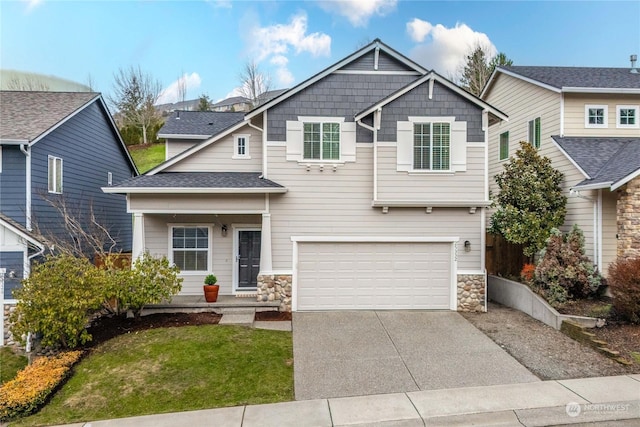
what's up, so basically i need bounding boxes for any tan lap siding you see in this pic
[129,193,266,213]
[564,94,640,137]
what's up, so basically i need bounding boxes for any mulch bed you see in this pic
[254,311,292,321]
[592,322,640,364]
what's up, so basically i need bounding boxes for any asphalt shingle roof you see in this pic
[158,111,245,137]
[113,172,284,189]
[552,136,640,188]
[0,91,99,141]
[502,66,640,89]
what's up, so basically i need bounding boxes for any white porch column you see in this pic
[260,213,273,273]
[132,213,145,261]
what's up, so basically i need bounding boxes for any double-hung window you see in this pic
[233,134,250,159]
[617,105,638,128]
[585,105,608,128]
[528,117,541,149]
[171,226,209,272]
[303,122,340,160]
[413,122,450,170]
[48,156,63,193]
[499,131,509,161]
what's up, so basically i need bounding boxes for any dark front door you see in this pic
[238,230,261,289]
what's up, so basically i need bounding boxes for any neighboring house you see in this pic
[0,91,138,345]
[158,111,244,160]
[104,39,507,312]
[211,96,252,112]
[155,99,201,116]
[481,63,640,275]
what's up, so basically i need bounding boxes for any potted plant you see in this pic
[203,274,219,303]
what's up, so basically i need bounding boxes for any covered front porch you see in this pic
[143,294,280,315]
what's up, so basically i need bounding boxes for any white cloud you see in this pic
[22,0,42,13]
[318,0,397,27]
[270,55,295,86]
[157,72,202,105]
[407,19,497,80]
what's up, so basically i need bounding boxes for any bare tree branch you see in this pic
[237,60,272,108]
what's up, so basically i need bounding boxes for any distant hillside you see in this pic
[0,69,91,92]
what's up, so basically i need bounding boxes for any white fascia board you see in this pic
[371,200,491,208]
[246,40,428,120]
[550,137,590,179]
[0,139,29,145]
[102,186,287,194]
[28,94,102,147]
[146,119,250,175]
[0,218,44,249]
[612,167,640,190]
[562,87,640,94]
[479,68,501,98]
[572,182,612,191]
[291,235,459,243]
[158,134,211,140]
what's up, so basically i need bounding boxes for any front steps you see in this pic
[218,308,256,327]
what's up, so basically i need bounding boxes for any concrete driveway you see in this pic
[292,311,539,400]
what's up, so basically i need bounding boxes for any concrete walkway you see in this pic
[54,375,640,426]
[293,311,539,400]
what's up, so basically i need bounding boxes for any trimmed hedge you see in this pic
[0,351,82,421]
[608,257,640,323]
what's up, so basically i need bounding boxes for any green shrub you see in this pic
[0,351,82,420]
[608,257,640,323]
[108,252,182,317]
[534,225,602,305]
[10,255,107,349]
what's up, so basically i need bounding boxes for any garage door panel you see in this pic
[297,242,453,310]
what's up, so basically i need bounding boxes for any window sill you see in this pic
[299,159,344,164]
[232,155,252,160]
[407,169,454,175]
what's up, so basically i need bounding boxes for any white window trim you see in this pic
[107,172,113,186]
[409,116,454,172]
[527,117,541,149]
[233,134,251,159]
[585,104,608,128]
[0,146,3,173]
[48,155,63,194]
[299,116,344,162]
[616,105,639,128]
[499,131,509,162]
[167,224,213,275]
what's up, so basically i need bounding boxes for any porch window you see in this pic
[303,122,340,160]
[585,105,608,128]
[413,122,450,170]
[48,156,63,193]
[528,117,541,149]
[171,226,209,271]
[617,105,638,128]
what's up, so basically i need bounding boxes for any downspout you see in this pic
[19,144,32,231]
[356,109,381,202]
[249,114,266,179]
[25,242,45,353]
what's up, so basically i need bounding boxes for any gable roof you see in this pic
[103,172,286,194]
[0,213,44,249]
[0,91,138,174]
[355,70,508,123]
[211,96,250,109]
[158,111,245,139]
[552,136,640,190]
[482,66,640,97]
[245,38,428,120]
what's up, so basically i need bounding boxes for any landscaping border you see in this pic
[487,276,603,330]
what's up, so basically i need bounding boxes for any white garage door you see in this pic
[296,241,453,310]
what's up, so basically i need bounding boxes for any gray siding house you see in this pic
[0,91,137,345]
[105,40,506,312]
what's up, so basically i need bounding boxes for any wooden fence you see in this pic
[485,233,527,278]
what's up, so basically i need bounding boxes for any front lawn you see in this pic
[14,325,293,426]
[0,347,28,384]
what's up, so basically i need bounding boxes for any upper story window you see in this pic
[48,155,63,193]
[528,117,541,149]
[171,226,210,272]
[303,122,340,160]
[499,131,509,161]
[585,105,608,128]
[413,122,450,170]
[617,105,639,128]
[233,134,251,159]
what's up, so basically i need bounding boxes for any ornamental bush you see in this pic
[534,225,602,305]
[10,255,107,349]
[0,351,82,420]
[608,257,640,323]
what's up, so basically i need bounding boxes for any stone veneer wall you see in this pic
[457,274,486,312]
[3,303,17,346]
[257,274,292,312]
[617,177,640,259]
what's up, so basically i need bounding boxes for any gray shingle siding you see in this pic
[1,251,23,299]
[267,73,418,141]
[341,50,418,72]
[0,146,27,225]
[30,101,133,252]
[378,81,485,142]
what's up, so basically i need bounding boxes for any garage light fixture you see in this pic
[464,240,471,252]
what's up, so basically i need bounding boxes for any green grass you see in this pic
[129,142,165,173]
[14,325,293,426]
[0,347,28,384]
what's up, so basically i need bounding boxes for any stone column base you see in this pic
[257,274,292,312]
[457,274,486,312]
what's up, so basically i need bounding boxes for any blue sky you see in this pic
[2,0,639,105]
